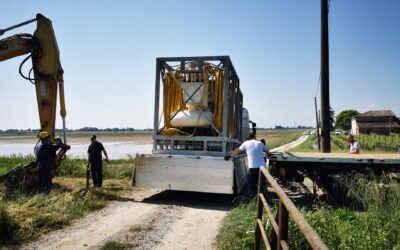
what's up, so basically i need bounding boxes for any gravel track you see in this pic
[22,190,231,250]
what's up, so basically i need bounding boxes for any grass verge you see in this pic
[215,201,257,250]
[288,132,317,152]
[0,156,134,180]
[0,177,131,247]
[257,129,306,149]
[216,174,400,250]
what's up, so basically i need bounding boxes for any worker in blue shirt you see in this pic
[35,131,62,193]
[88,135,110,188]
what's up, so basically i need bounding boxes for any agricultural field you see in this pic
[257,129,307,149]
[332,133,400,153]
[290,132,400,153]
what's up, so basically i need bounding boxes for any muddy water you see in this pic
[0,142,153,159]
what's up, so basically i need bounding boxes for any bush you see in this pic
[101,241,134,250]
[0,205,20,244]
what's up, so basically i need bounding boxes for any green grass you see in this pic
[215,201,257,250]
[0,156,134,180]
[0,204,20,244]
[289,132,399,153]
[0,177,131,247]
[289,175,400,249]
[0,154,134,247]
[0,155,35,176]
[57,157,134,179]
[216,175,400,250]
[100,241,135,250]
[289,132,318,152]
[257,129,306,149]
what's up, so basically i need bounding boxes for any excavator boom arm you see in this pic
[1,14,69,168]
[0,34,35,62]
[1,14,67,142]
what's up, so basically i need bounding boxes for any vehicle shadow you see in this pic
[141,190,233,211]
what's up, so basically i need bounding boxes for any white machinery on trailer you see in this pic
[133,56,250,194]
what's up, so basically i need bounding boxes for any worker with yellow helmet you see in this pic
[35,131,63,193]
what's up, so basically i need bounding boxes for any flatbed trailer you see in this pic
[271,152,400,173]
[268,152,400,202]
[270,152,400,179]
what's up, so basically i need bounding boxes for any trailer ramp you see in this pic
[134,154,244,194]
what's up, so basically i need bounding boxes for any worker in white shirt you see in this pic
[225,133,269,194]
[347,135,360,154]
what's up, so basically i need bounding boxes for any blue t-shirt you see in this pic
[36,140,62,167]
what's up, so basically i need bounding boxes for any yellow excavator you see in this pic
[0,14,70,189]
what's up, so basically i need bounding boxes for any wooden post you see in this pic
[277,200,289,250]
[255,169,266,250]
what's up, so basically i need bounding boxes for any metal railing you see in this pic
[255,168,328,250]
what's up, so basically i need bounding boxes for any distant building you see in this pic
[351,110,400,135]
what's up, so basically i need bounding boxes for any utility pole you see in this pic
[321,0,331,152]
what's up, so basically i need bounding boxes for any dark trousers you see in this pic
[247,168,260,194]
[38,164,52,192]
[91,162,103,187]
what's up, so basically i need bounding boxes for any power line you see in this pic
[314,71,321,98]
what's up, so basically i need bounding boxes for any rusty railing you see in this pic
[255,168,328,250]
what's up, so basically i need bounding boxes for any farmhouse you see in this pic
[351,110,400,135]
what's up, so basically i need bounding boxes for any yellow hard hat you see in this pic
[38,131,49,139]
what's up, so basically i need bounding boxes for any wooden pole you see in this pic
[321,0,331,152]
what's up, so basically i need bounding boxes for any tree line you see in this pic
[0,127,139,133]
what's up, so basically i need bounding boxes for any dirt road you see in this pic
[21,135,305,250]
[22,190,231,250]
[270,133,310,152]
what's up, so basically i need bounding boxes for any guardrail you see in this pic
[255,168,328,250]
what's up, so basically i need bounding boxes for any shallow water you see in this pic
[0,142,153,159]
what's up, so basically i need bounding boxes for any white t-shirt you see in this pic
[239,139,266,169]
[350,141,360,153]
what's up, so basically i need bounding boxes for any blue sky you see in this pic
[0,1,399,129]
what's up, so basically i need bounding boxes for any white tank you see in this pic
[170,110,214,127]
